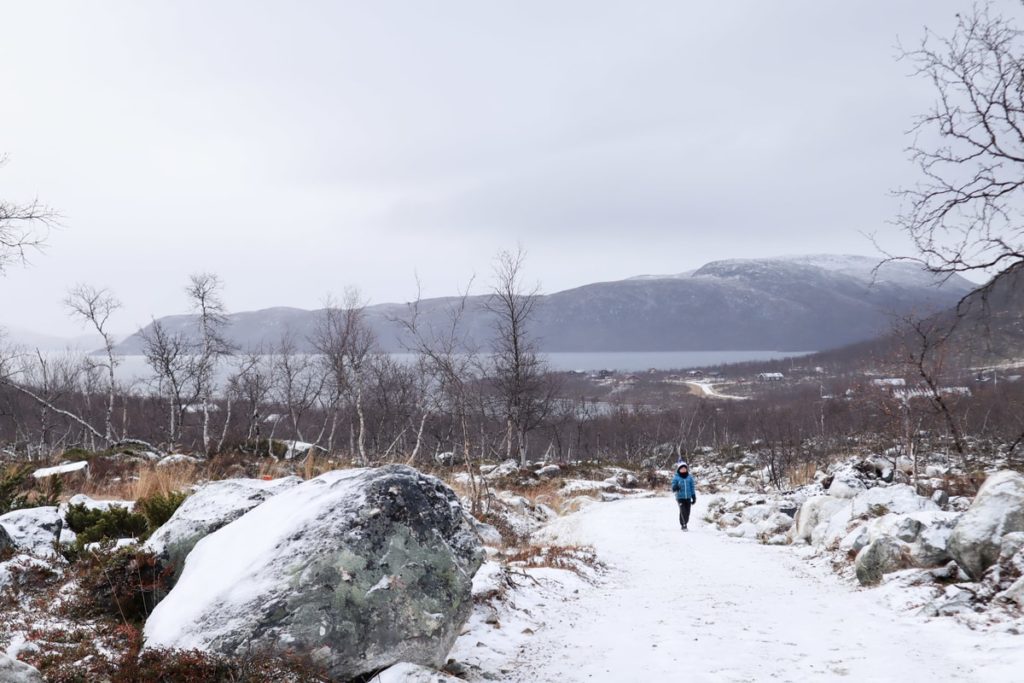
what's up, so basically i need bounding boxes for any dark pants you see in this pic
[677,499,692,527]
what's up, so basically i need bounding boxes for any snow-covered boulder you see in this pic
[848,484,938,519]
[840,525,871,555]
[756,512,794,545]
[606,469,639,489]
[741,504,774,525]
[484,460,519,481]
[869,511,958,567]
[144,466,484,681]
[855,536,908,586]
[726,522,759,539]
[144,476,300,582]
[0,507,73,556]
[908,513,959,567]
[792,496,848,545]
[948,471,1024,580]
[467,516,503,547]
[535,464,561,479]
[156,453,202,468]
[434,451,463,467]
[826,467,866,499]
[0,654,43,683]
[63,493,134,513]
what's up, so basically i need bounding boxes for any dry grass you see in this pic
[58,450,357,504]
[786,462,820,488]
[505,544,605,577]
[501,477,569,513]
[129,464,200,500]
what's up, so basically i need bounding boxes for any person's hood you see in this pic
[675,463,690,477]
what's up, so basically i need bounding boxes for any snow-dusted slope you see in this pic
[632,254,953,288]
[508,498,1022,682]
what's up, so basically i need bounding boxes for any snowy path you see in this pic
[503,497,1023,683]
[685,381,748,401]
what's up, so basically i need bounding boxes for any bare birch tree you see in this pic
[896,4,1024,292]
[486,247,553,465]
[140,319,197,444]
[396,278,492,512]
[271,331,323,445]
[0,155,55,275]
[186,273,232,454]
[64,285,121,444]
[313,289,376,463]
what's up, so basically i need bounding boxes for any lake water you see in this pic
[538,350,812,372]
[108,350,812,384]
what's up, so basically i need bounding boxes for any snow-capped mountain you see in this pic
[112,255,975,354]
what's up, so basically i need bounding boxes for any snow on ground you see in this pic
[497,497,1024,682]
[448,561,593,679]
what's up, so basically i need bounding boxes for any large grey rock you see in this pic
[908,513,959,567]
[0,507,73,557]
[855,536,908,586]
[848,484,938,519]
[948,471,1024,580]
[0,655,43,683]
[0,524,12,555]
[144,466,484,681]
[143,476,301,581]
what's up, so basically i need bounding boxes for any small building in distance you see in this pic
[757,372,784,382]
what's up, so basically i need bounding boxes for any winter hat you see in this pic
[676,461,689,469]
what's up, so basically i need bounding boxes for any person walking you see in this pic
[671,461,697,531]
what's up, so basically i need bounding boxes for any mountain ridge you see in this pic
[101,254,973,355]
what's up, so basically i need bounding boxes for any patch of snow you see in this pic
[31,461,87,479]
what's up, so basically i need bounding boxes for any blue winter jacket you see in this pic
[671,472,696,501]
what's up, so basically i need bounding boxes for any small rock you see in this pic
[535,464,561,479]
[0,655,43,683]
[855,536,908,586]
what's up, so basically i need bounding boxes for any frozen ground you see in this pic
[500,497,1024,683]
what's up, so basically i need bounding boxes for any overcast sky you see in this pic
[0,0,983,336]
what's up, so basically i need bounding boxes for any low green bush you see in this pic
[136,490,188,531]
[0,465,32,514]
[65,503,149,548]
[61,447,94,461]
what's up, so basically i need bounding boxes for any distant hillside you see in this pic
[112,255,974,355]
[768,263,1024,374]
[0,326,107,352]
